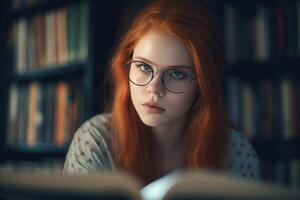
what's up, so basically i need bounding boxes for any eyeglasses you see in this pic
[125,60,196,93]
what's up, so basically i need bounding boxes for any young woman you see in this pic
[63,0,259,185]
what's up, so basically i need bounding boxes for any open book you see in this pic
[0,169,299,200]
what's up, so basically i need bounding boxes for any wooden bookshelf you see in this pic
[221,0,300,188]
[224,59,300,78]
[252,139,300,160]
[7,0,85,22]
[0,0,121,171]
[13,62,85,82]
[0,1,88,169]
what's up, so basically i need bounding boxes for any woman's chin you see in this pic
[139,115,167,127]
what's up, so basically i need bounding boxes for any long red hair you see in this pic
[107,0,232,184]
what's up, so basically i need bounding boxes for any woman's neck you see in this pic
[150,115,188,179]
[151,114,188,150]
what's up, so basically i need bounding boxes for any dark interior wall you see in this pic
[91,0,156,114]
[90,0,124,114]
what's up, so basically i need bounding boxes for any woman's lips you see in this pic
[142,102,165,114]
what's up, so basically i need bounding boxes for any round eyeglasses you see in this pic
[125,60,196,93]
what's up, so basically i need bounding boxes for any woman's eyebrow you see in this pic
[134,56,193,69]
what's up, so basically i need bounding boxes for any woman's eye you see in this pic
[137,64,152,72]
[169,70,186,79]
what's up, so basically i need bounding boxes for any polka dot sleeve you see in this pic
[63,114,115,175]
[226,130,260,182]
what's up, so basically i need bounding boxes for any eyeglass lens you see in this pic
[128,61,193,93]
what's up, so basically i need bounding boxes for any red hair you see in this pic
[107,0,232,184]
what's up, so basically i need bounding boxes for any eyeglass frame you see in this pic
[125,60,197,94]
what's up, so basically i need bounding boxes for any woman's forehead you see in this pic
[132,56,194,73]
[132,31,194,68]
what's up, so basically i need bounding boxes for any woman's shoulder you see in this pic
[226,129,260,181]
[77,113,112,142]
[227,129,258,162]
[80,113,111,130]
[71,113,113,160]
[228,129,251,143]
[63,113,115,174]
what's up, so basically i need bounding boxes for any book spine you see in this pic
[275,4,285,59]
[54,81,68,146]
[264,79,275,140]
[27,81,38,146]
[18,85,28,145]
[224,5,236,64]
[281,79,293,140]
[16,18,27,74]
[35,82,43,145]
[255,5,268,62]
[7,83,19,145]
[55,8,67,65]
[67,4,77,62]
[241,81,255,139]
[45,11,56,67]
[44,83,55,144]
[290,159,300,188]
[225,78,241,130]
[77,2,89,61]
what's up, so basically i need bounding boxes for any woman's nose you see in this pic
[146,73,166,97]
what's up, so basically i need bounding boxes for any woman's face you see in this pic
[130,30,198,128]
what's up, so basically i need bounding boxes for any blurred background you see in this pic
[0,0,299,189]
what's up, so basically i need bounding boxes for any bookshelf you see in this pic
[0,0,121,172]
[0,0,90,171]
[221,0,300,188]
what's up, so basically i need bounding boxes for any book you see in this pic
[224,5,236,64]
[56,8,67,65]
[281,79,294,140]
[77,2,89,61]
[16,18,27,73]
[7,83,19,145]
[241,81,255,139]
[35,14,46,68]
[54,81,69,146]
[45,11,56,67]
[0,170,299,200]
[27,81,39,146]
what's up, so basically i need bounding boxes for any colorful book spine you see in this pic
[7,80,84,148]
[225,78,299,140]
[10,2,89,74]
[223,2,300,63]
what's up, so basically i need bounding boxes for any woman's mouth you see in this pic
[142,102,165,114]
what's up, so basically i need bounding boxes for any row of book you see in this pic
[225,78,300,140]
[224,2,300,64]
[0,159,64,174]
[10,1,89,74]
[11,0,44,10]
[261,159,300,188]
[7,80,84,147]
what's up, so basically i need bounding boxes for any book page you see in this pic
[140,169,183,200]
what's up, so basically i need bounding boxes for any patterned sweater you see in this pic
[63,114,260,181]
